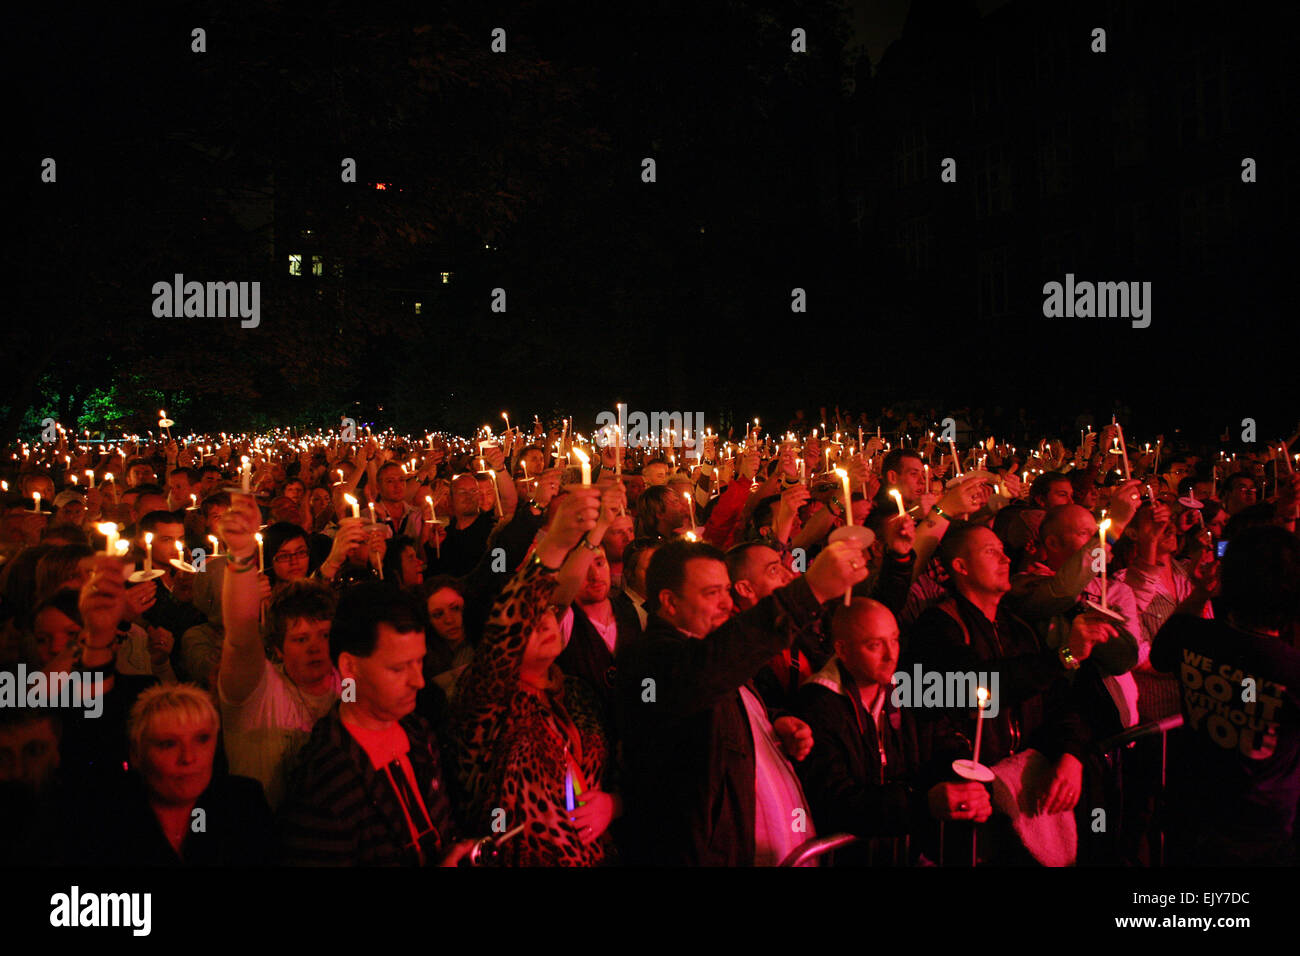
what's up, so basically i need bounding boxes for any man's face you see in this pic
[54,500,86,527]
[0,718,60,793]
[1043,506,1097,569]
[1073,484,1099,510]
[341,626,426,724]
[379,468,406,505]
[138,716,217,806]
[271,536,311,582]
[642,463,669,486]
[128,463,156,488]
[284,480,306,503]
[660,491,691,533]
[660,557,733,637]
[167,472,193,506]
[602,515,634,562]
[1040,480,1074,509]
[1227,479,1257,512]
[399,545,424,587]
[133,494,168,524]
[953,528,1012,597]
[476,475,496,513]
[200,472,220,497]
[280,616,333,688]
[451,475,481,519]
[578,552,611,605]
[522,449,546,478]
[32,607,81,668]
[147,522,185,566]
[887,455,925,504]
[837,607,901,687]
[732,546,794,609]
[427,588,465,644]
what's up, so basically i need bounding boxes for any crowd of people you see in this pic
[1,413,1297,867]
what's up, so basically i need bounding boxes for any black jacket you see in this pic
[794,658,931,843]
[277,703,456,865]
[616,576,825,866]
[555,600,642,729]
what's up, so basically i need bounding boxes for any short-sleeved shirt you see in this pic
[220,660,340,810]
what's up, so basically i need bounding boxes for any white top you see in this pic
[558,605,618,656]
[220,658,340,809]
[739,685,815,866]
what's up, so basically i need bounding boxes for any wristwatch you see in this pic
[1059,645,1081,671]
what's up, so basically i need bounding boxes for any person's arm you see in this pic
[626,542,865,720]
[702,449,757,548]
[910,476,985,583]
[551,482,625,607]
[483,446,518,522]
[217,492,273,704]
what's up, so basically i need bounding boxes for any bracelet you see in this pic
[532,551,562,573]
[227,551,258,572]
[1059,646,1080,671]
[577,533,602,552]
[932,505,954,522]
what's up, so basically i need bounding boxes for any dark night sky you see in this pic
[6,0,1297,445]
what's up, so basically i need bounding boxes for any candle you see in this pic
[888,488,906,518]
[97,522,118,556]
[573,447,591,485]
[336,469,344,485]
[32,492,40,513]
[1098,518,1112,607]
[825,447,831,473]
[426,495,436,523]
[86,469,95,488]
[924,463,930,491]
[1114,422,1131,480]
[241,456,251,493]
[190,493,198,510]
[209,534,220,556]
[176,540,185,564]
[972,687,989,765]
[144,532,154,572]
[488,469,503,516]
[104,472,113,484]
[255,532,264,571]
[683,491,697,531]
[344,493,360,519]
[835,468,854,526]
[368,501,376,524]
[949,440,962,477]
[502,411,510,434]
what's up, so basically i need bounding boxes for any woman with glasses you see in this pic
[263,522,314,586]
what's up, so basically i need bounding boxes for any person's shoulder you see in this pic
[209,773,272,811]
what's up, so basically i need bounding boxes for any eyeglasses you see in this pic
[274,548,310,564]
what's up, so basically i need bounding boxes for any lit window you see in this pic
[288,254,302,276]
[414,302,423,314]
[440,272,452,284]
[311,255,323,276]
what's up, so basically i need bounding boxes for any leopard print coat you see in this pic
[450,557,611,866]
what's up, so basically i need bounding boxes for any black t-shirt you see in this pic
[429,511,497,577]
[1151,615,1300,843]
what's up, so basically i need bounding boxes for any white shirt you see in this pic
[558,605,619,656]
[220,659,340,810]
[739,685,816,865]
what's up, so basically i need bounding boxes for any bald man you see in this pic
[794,598,992,864]
[1007,502,1140,731]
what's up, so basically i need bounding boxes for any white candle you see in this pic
[176,540,186,564]
[144,532,154,572]
[573,447,591,485]
[241,456,251,493]
[190,493,198,510]
[924,463,930,491]
[836,468,854,525]
[972,687,989,764]
[344,493,360,519]
[1098,518,1112,607]
[209,534,220,557]
[255,532,264,571]
[98,522,119,557]
[488,469,503,516]
[86,469,95,488]
[426,495,436,523]
[32,492,40,513]
[888,488,906,518]
[683,491,697,530]
[368,501,376,525]
[949,440,962,477]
